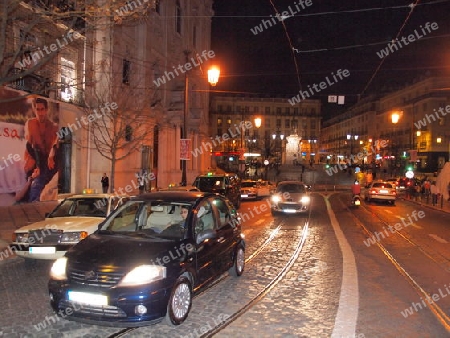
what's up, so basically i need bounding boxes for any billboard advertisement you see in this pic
[0,87,60,206]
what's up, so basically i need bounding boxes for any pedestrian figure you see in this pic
[430,182,439,206]
[423,178,431,197]
[101,173,109,193]
[447,181,450,201]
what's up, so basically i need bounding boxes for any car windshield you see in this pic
[48,198,108,218]
[194,177,225,190]
[100,200,193,240]
[277,184,306,193]
[241,181,256,188]
[372,183,393,189]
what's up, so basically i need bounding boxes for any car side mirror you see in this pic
[196,229,216,245]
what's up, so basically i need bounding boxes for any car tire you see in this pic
[229,246,245,277]
[235,197,241,209]
[165,276,192,326]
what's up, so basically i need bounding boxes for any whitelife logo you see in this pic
[288,69,350,106]
[376,22,438,59]
[250,0,313,35]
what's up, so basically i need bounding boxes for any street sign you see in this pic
[180,139,191,160]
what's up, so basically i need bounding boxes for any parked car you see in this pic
[193,171,241,209]
[385,178,399,188]
[255,180,276,198]
[364,181,397,205]
[270,181,311,215]
[10,193,130,261]
[48,191,245,326]
[240,180,258,200]
[159,185,200,192]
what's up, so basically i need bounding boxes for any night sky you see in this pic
[211,0,450,118]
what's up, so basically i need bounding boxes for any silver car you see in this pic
[270,181,311,215]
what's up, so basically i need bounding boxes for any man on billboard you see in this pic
[24,97,59,202]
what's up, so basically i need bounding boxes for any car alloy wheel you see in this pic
[229,246,245,277]
[165,277,192,325]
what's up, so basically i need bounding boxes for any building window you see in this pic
[122,59,131,85]
[292,119,298,129]
[276,107,281,114]
[285,119,290,128]
[60,57,76,102]
[285,107,290,114]
[217,129,222,136]
[175,0,182,34]
[193,25,197,48]
[254,106,259,112]
[311,120,316,129]
[217,105,223,112]
[265,107,270,114]
[217,118,222,127]
[266,119,271,128]
[244,106,249,113]
[294,108,299,114]
[125,125,132,141]
[236,106,241,112]
[227,118,231,125]
[276,119,281,128]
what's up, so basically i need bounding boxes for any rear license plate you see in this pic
[29,247,56,254]
[241,194,248,198]
[68,291,108,306]
[379,190,388,193]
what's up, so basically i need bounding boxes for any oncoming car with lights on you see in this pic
[48,191,245,327]
[10,193,129,261]
[270,181,311,215]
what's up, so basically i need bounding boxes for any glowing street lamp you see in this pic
[254,117,262,129]
[207,66,220,86]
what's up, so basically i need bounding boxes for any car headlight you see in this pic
[118,265,167,287]
[60,232,88,243]
[50,257,68,280]
[271,195,281,203]
[301,196,310,204]
[13,232,29,243]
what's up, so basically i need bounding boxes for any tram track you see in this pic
[105,213,310,338]
[337,193,450,331]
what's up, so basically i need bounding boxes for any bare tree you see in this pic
[78,61,160,192]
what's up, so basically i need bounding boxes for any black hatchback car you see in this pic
[193,172,241,209]
[48,192,245,327]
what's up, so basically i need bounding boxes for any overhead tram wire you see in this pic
[209,0,449,19]
[359,0,422,97]
[268,0,302,94]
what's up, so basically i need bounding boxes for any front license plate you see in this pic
[29,247,56,254]
[68,291,108,306]
[284,209,297,213]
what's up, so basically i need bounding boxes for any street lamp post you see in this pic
[346,133,359,163]
[181,52,219,185]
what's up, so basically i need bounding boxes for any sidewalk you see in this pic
[399,192,450,214]
[0,200,58,251]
